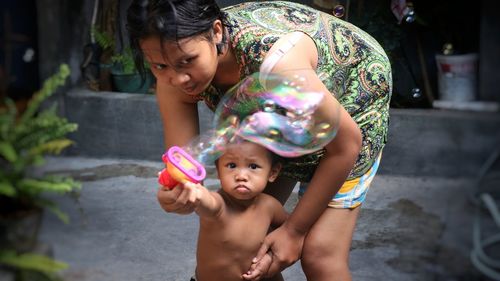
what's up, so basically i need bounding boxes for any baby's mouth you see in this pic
[235,185,250,192]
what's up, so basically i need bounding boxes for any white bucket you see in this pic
[435,53,478,102]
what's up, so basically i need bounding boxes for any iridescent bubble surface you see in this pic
[213,71,339,158]
[182,71,340,166]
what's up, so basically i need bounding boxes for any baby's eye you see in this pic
[249,163,259,169]
[226,163,236,169]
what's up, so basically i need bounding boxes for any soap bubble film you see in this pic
[213,71,340,158]
[180,71,340,170]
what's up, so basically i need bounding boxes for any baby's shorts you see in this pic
[299,153,381,209]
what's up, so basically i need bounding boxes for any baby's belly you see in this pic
[196,250,253,281]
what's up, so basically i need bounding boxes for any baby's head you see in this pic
[215,140,282,200]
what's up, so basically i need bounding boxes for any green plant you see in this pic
[92,26,137,74]
[0,250,67,281]
[0,64,80,280]
[0,63,80,220]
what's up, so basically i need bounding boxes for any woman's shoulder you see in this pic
[224,1,323,76]
[223,1,321,33]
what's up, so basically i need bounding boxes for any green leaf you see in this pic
[0,181,16,197]
[28,139,75,156]
[18,178,76,194]
[37,200,70,224]
[0,141,18,162]
[0,250,68,273]
[20,64,70,124]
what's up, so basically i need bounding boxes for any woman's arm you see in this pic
[155,80,206,215]
[253,32,362,274]
[155,80,200,149]
[273,32,362,233]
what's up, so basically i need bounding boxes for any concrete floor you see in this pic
[34,156,488,281]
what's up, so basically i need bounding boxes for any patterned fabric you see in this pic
[201,1,392,181]
[299,153,381,208]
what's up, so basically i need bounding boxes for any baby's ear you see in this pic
[268,163,282,182]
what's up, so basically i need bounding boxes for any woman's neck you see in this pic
[212,43,240,92]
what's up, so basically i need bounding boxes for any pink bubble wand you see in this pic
[158,146,206,189]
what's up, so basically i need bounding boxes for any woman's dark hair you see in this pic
[126,0,228,75]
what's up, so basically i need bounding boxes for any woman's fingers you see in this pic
[253,241,270,264]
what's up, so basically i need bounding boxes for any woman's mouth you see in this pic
[183,84,197,94]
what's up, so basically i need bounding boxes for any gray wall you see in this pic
[37,0,91,85]
[479,0,500,102]
[64,88,500,178]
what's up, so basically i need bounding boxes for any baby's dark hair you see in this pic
[214,138,283,169]
[269,150,283,167]
[126,0,228,75]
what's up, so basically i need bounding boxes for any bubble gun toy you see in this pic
[158,146,206,189]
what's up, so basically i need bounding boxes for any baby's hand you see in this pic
[157,182,202,214]
[242,253,273,280]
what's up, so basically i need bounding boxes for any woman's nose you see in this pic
[167,69,189,86]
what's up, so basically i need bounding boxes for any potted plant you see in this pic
[0,64,81,280]
[92,27,155,94]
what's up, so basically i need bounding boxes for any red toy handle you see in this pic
[158,146,206,190]
[158,167,179,189]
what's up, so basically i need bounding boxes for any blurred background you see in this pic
[1,0,498,108]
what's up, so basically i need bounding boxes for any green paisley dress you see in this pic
[200,1,392,182]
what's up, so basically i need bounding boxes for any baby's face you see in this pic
[216,142,278,200]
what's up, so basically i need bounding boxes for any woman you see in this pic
[127,1,392,280]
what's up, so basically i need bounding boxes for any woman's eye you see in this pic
[177,57,194,68]
[153,64,166,70]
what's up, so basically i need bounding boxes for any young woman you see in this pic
[127,1,392,280]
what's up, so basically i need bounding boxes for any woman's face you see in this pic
[140,34,219,97]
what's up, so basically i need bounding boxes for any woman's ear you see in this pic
[212,19,223,44]
[268,163,282,183]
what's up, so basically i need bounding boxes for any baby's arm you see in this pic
[182,182,223,218]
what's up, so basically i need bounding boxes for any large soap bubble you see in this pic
[211,70,340,158]
[178,70,340,175]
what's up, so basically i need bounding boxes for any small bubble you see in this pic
[333,5,345,18]
[412,88,421,98]
[263,100,276,112]
[23,48,35,62]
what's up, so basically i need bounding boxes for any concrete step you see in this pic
[63,88,500,177]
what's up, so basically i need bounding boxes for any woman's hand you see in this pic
[242,253,273,280]
[252,223,306,277]
[156,183,201,214]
